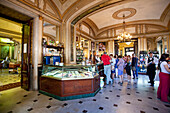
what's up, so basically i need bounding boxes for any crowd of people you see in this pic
[96,52,170,103]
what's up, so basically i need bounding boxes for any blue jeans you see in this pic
[133,66,138,78]
[104,65,111,84]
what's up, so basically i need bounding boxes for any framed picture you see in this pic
[83,40,88,48]
[99,42,106,51]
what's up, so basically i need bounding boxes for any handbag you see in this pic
[132,66,136,71]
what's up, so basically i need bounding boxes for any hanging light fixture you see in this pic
[117,14,132,42]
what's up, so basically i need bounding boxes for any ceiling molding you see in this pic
[43,33,56,41]
[71,0,127,25]
[0,33,22,39]
[59,0,67,5]
[49,0,62,19]
[97,19,168,35]
[0,28,22,35]
[112,8,136,19]
[83,18,99,35]
[62,0,81,19]
[160,3,170,21]
[81,21,96,37]
[69,0,169,35]
[44,0,61,19]
[9,0,62,22]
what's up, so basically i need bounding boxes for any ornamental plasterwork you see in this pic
[59,0,67,4]
[112,8,136,19]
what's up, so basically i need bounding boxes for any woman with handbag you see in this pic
[157,54,170,103]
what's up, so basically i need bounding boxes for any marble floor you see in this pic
[0,74,170,113]
[0,69,20,86]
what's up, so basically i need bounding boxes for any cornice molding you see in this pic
[10,0,62,22]
[160,3,170,22]
[0,28,22,35]
[43,33,56,41]
[0,33,22,39]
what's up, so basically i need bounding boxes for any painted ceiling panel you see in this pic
[88,0,169,29]
[52,0,77,14]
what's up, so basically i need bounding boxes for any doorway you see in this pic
[0,4,32,91]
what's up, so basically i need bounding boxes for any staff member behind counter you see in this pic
[95,54,101,63]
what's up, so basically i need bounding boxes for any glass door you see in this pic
[21,23,31,90]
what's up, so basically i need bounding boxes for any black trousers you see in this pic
[147,64,156,85]
[148,71,155,85]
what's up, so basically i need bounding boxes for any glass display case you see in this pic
[40,64,100,100]
[41,64,97,80]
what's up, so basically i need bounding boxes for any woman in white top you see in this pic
[157,54,170,103]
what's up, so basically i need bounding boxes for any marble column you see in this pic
[138,37,141,55]
[88,40,91,59]
[32,16,43,90]
[56,26,60,42]
[143,37,147,51]
[113,40,115,56]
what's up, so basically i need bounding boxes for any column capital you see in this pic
[39,16,43,20]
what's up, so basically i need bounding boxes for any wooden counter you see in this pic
[39,75,100,100]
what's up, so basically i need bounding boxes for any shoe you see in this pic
[148,81,151,83]
[157,97,161,100]
[136,77,138,79]
[150,84,154,87]
[132,78,135,79]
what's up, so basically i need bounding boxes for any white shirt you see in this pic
[146,57,158,66]
[95,56,101,62]
[160,61,169,74]
[111,58,116,66]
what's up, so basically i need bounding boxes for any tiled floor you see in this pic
[0,69,20,86]
[0,74,170,113]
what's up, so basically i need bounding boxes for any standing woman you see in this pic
[126,55,132,83]
[110,54,116,85]
[117,55,125,85]
[157,54,170,103]
[115,55,119,78]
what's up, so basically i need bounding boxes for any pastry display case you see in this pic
[39,64,100,100]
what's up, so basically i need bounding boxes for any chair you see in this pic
[0,63,3,72]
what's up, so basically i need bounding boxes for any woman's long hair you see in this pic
[158,54,169,70]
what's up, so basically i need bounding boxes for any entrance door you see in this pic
[21,23,32,90]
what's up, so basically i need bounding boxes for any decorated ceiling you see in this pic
[0,0,169,39]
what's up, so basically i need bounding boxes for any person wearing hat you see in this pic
[146,52,156,86]
[101,52,112,85]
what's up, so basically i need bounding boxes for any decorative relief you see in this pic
[23,0,37,6]
[30,0,35,3]
[146,25,165,33]
[59,0,67,4]
[112,8,136,19]
[116,27,135,36]
[39,0,44,10]
[98,32,107,38]
[45,3,55,15]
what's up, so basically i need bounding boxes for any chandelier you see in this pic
[117,14,132,42]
